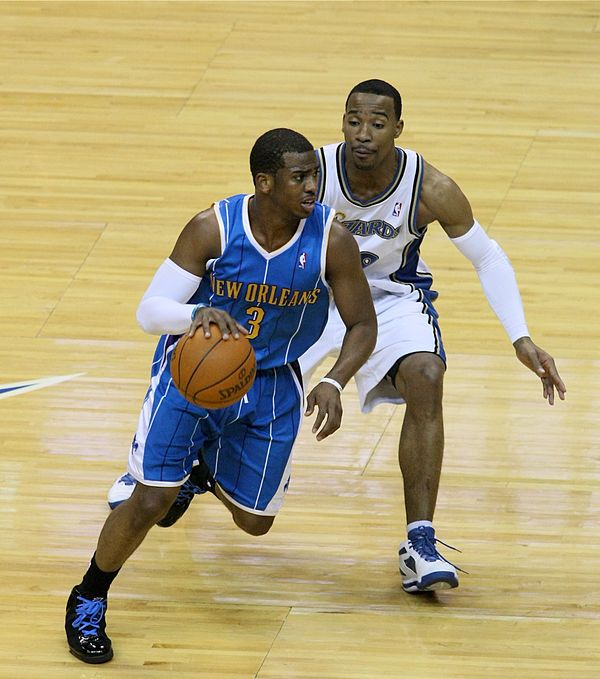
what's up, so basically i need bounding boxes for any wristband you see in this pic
[191,303,207,321]
[319,377,343,394]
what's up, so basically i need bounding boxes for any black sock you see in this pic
[78,553,120,598]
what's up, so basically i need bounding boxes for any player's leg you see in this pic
[392,351,459,592]
[392,351,445,524]
[66,482,179,664]
[107,334,210,520]
[66,370,205,663]
[353,289,460,592]
[107,456,211,520]
[202,362,303,536]
[122,309,341,524]
[150,314,340,531]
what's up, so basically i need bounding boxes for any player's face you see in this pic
[273,151,319,218]
[343,93,403,170]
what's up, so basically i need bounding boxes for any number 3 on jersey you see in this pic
[246,306,264,339]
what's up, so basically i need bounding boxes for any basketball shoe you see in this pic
[65,587,113,664]
[107,473,136,510]
[156,457,216,527]
[398,525,460,593]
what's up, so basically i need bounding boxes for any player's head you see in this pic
[345,79,402,120]
[250,128,314,179]
[343,80,404,171]
[251,128,318,218]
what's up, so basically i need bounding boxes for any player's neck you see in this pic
[344,147,398,201]
[248,197,300,252]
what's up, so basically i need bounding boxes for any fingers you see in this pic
[543,377,555,406]
[311,406,342,440]
[305,384,342,440]
[517,342,567,406]
[304,393,315,417]
[208,315,237,339]
[539,353,567,405]
[189,309,248,340]
[311,404,328,438]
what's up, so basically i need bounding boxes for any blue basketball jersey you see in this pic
[189,194,334,370]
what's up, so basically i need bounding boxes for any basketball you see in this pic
[171,325,256,409]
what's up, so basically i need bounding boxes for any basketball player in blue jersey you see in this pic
[65,128,377,664]
[300,79,565,594]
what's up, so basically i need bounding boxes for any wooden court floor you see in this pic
[1,2,599,677]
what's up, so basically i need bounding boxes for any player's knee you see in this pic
[402,354,445,396]
[232,510,275,536]
[129,483,179,523]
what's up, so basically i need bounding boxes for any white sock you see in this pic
[407,520,434,534]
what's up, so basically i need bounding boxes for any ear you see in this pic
[341,113,346,134]
[394,119,404,138]
[254,172,273,196]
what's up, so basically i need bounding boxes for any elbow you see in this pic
[136,299,162,335]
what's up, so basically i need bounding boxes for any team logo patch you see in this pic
[393,202,402,217]
[360,251,379,267]
[0,373,84,400]
[298,252,307,269]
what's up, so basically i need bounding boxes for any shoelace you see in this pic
[410,527,469,574]
[72,596,107,636]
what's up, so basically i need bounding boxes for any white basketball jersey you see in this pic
[316,143,435,298]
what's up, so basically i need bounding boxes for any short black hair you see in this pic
[345,79,402,120]
[250,128,314,179]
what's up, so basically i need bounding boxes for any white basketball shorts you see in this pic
[299,287,446,413]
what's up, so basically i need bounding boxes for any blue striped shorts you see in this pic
[128,335,304,516]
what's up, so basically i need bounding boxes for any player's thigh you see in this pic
[129,374,208,486]
[204,364,303,517]
[355,290,446,411]
[375,289,445,362]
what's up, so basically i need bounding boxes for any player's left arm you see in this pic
[305,220,377,440]
[419,160,566,405]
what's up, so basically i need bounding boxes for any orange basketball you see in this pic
[171,325,256,409]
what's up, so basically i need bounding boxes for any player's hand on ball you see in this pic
[190,307,248,340]
[305,382,343,441]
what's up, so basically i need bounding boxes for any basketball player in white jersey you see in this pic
[300,79,566,593]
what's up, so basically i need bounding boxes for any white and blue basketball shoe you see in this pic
[107,473,137,510]
[399,526,461,593]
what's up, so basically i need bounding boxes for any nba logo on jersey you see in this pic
[393,202,402,217]
[298,252,307,269]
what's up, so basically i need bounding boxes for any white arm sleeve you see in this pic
[136,258,202,335]
[450,221,529,343]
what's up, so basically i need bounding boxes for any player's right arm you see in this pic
[136,209,246,339]
[305,220,377,440]
[419,160,566,404]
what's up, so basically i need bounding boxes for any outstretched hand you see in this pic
[305,382,343,441]
[514,337,566,405]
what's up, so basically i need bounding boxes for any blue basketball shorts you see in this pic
[128,335,304,516]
